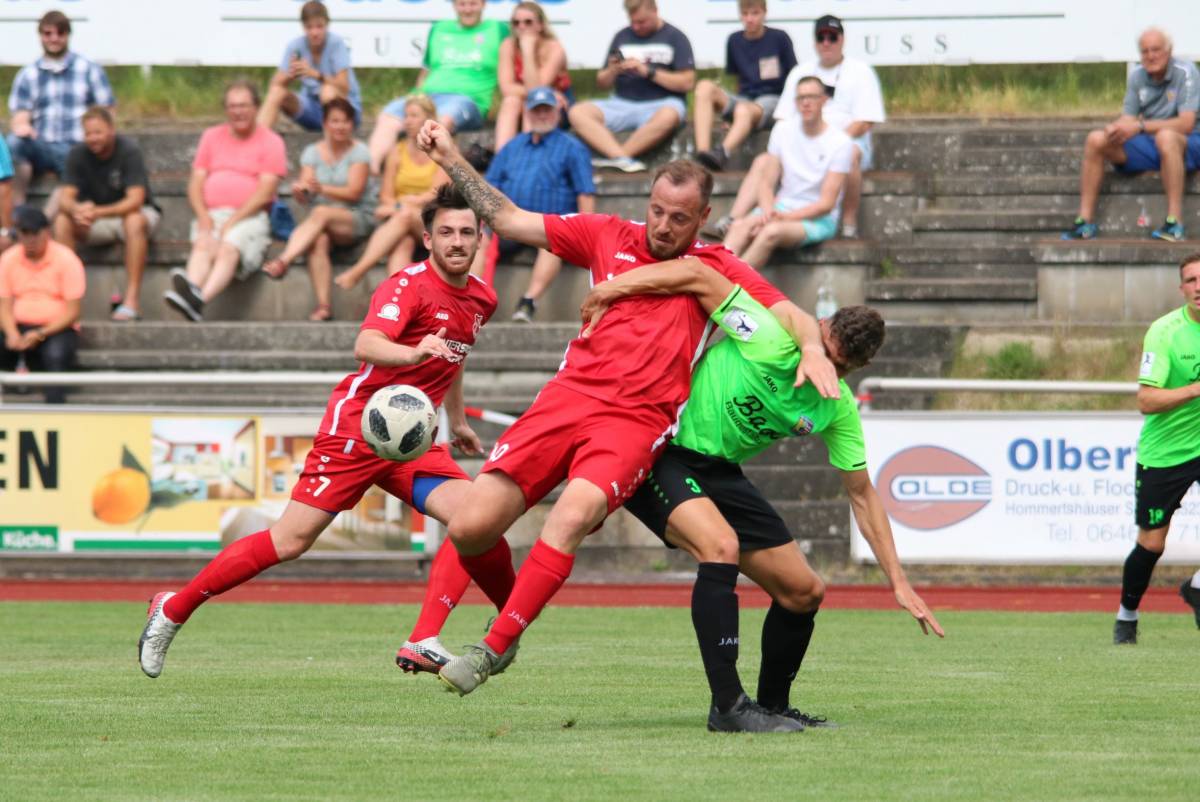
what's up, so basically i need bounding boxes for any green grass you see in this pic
[0,63,1127,122]
[2,601,1196,801]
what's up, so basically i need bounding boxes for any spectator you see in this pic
[7,10,114,215]
[494,1,572,151]
[1063,28,1200,243]
[336,96,447,291]
[721,76,852,268]
[479,86,595,321]
[772,14,884,238]
[164,80,287,323]
[261,98,372,322]
[693,0,795,172]
[0,139,13,253]
[258,1,361,132]
[368,0,508,171]
[568,0,694,173]
[0,205,84,404]
[53,107,159,322]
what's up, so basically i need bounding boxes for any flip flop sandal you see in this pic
[111,303,142,322]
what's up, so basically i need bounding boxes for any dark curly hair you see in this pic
[829,305,885,370]
[421,184,479,232]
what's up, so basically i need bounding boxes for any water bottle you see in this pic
[815,283,838,320]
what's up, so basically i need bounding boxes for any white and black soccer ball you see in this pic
[361,385,436,462]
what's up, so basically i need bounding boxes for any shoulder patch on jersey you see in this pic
[723,306,759,341]
[378,303,401,322]
[1139,351,1155,378]
[404,263,427,276]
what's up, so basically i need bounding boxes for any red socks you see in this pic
[164,529,280,624]
[458,537,516,611]
[407,540,474,642]
[483,539,574,655]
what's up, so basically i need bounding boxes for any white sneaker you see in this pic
[138,591,181,678]
[591,157,617,168]
[395,636,453,674]
[612,156,647,173]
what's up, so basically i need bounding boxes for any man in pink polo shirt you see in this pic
[0,205,85,403]
[164,80,288,322]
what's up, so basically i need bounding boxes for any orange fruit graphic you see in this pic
[92,467,152,524]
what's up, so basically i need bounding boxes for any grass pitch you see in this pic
[1,600,1197,801]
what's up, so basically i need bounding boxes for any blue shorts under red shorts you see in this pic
[292,433,467,514]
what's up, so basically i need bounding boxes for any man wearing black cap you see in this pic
[480,86,595,322]
[773,14,884,239]
[0,205,85,403]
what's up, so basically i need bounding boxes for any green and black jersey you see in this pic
[1137,305,1200,468]
[673,286,867,470]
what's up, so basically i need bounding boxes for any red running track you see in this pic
[0,579,1190,613]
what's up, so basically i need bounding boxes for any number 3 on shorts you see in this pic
[685,477,701,494]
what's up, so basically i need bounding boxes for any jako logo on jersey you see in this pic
[722,307,758,341]
[614,251,637,263]
[876,446,992,530]
[377,303,400,321]
[435,311,450,320]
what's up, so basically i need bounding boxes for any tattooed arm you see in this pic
[416,120,550,249]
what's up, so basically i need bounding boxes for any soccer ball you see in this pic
[361,385,436,462]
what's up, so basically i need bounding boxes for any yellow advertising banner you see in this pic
[0,410,422,554]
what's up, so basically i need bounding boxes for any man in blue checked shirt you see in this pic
[481,86,595,322]
[7,10,113,214]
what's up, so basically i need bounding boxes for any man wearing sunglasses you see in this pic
[578,258,944,732]
[773,14,884,239]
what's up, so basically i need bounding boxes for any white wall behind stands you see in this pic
[850,413,1200,565]
[1,0,1198,69]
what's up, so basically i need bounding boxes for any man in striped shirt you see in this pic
[6,10,113,211]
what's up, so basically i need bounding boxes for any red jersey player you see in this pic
[413,120,840,695]
[137,186,517,679]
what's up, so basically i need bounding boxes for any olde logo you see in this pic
[876,446,991,530]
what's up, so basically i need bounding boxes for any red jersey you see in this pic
[318,262,497,439]
[543,213,787,411]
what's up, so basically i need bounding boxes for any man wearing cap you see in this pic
[0,205,85,403]
[769,14,884,239]
[480,86,595,322]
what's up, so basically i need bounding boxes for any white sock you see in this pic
[1191,569,1200,590]
[1116,605,1139,622]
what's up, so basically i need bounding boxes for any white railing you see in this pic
[855,377,1138,411]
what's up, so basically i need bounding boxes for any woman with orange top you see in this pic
[494,1,572,150]
[335,95,448,290]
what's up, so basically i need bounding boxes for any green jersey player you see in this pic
[1114,252,1200,645]
[582,258,944,734]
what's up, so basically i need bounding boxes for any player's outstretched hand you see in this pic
[450,421,483,456]
[894,584,945,638]
[412,327,456,363]
[416,120,458,165]
[579,288,616,337]
[795,348,840,398]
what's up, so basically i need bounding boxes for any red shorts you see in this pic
[481,382,674,514]
[291,434,468,513]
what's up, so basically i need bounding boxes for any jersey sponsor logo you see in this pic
[723,307,759,341]
[1138,352,1155,378]
[876,446,992,530]
[614,251,637,263]
[378,303,401,321]
[725,394,785,441]
[404,263,427,276]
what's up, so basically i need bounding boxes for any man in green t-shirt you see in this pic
[369,0,506,170]
[580,257,943,733]
[1114,252,1200,644]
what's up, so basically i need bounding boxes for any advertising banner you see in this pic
[0,1,1196,69]
[0,409,424,555]
[850,412,1200,565]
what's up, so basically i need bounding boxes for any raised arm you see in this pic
[416,120,548,248]
[579,258,734,333]
[841,468,944,637]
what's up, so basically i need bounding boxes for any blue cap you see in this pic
[525,86,557,110]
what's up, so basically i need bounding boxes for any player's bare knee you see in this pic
[778,576,824,613]
[696,534,739,564]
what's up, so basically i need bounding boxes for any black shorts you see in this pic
[624,444,793,552]
[1135,453,1200,529]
